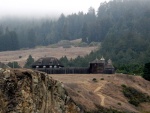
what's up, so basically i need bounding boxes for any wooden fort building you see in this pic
[31,57,115,74]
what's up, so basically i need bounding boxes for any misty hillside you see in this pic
[0,0,150,74]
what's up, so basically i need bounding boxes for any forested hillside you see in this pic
[60,0,150,74]
[0,28,19,51]
[0,8,96,49]
[0,0,150,74]
[99,0,150,65]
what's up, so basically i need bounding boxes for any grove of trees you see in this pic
[0,0,150,75]
[0,27,19,51]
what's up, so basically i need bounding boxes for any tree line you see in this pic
[0,27,19,51]
[0,0,150,75]
[9,54,150,81]
[0,7,96,49]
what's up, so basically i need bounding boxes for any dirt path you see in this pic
[94,82,106,106]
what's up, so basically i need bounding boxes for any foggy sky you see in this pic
[0,0,109,18]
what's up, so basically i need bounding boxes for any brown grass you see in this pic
[50,74,150,113]
[0,46,98,67]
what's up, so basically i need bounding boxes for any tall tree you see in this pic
[27,29,36,48]
[24,55,34,68]
[81,23,89,42]
[143,63,150,81]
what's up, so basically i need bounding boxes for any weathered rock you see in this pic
[0,69,80,113]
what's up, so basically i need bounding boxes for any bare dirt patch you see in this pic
[0,46,98,67]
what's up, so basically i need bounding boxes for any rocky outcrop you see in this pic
[0,68,80,113]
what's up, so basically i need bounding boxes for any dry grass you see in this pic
[50,74,150,113]
[0,46,98,67]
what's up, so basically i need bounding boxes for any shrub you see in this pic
[122,85,150,106]
[117,102,122,106]
[19,56,22,58]
[58,40,72,46]
[85,105,126,113]
[24,55,34,68]
[121,84,126,88]
[89,42,101,47]
[78,42,88,47]
[143,62,150,81]
[92,78,98,82]
[62,45,71,48]
[7,62,20,68]
[100,78,104,80]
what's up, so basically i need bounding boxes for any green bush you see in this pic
[100,78,104,80]
[89,42,101,47]
[62,45,71,48]
[78,42,88,47]
[24,55,34,68]
[122,85,150,106]
[85,105,126,113]
[7,62,20,68]
[58,40,72,46]
[117,102,122,106]
[19,56,22,58]
[143,62,150,81]
[92,78,98,82]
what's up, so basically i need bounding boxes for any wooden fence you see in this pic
[36,67,89,74]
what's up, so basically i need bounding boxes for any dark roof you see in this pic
[32,57,64,66]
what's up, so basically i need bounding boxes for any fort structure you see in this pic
[31,56,115,74]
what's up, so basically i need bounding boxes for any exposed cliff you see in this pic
[0,68,80,113]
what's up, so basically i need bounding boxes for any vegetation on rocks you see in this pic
[85,106,126,113]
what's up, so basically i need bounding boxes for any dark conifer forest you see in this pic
[0,0,150,74]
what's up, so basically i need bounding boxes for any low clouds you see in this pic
[0,0,108,18]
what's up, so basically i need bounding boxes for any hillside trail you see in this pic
[94,81,107,106]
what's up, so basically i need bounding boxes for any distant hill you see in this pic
[98,0,150,67]
[0,45,97,67]
[0,0,149,74]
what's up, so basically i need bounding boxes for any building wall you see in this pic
[89,63,105,73]
[35,67,89,74]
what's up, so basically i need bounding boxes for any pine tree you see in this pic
[7,62,20,68]
[143,63,150,81]
[24,55,34,68]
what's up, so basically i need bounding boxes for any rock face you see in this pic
[0,68,80,113]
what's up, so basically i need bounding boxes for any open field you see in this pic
[50,74,150,112]
[0,46,98,67]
